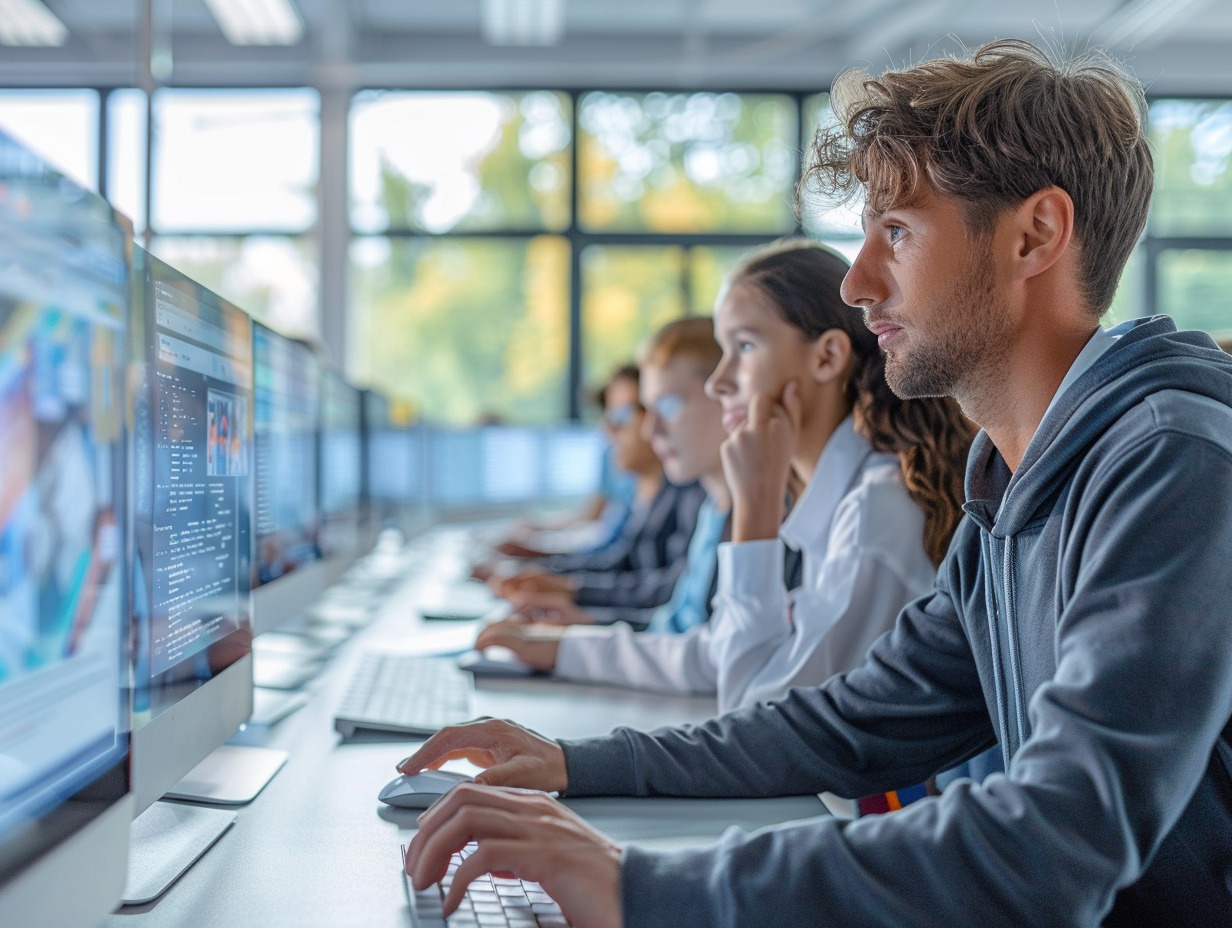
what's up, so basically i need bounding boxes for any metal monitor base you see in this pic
[162,744,289,805]
[121,802,235,906]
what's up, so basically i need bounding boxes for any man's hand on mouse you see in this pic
[405,783,623,928]
[474,621,563,671]
[398,718,568,793]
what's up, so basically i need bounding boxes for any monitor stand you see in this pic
[122,802,236,905]
[162,744,289,805]
[121,744,288,905]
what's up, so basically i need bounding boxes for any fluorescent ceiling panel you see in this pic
[0,0,68,46]
[482,0,566,47]
[203,0,304,46]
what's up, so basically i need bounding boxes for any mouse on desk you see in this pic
[456,647,539,678]
[379,769,473,809]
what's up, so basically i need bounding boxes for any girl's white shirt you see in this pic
[554,416,938,711]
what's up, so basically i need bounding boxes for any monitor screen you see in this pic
[427,427,484,506]
[368,428,423,506]
[481,427,541,502]
[253,323,320,586]
[318,369,361,557]
[130,251,254,722]
[542,426,605,498]
[0,128,131,912]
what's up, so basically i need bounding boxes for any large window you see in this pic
[148,88,321,337]
[148,236,319,337]
[348,89,806,423]
[0,89,99,192]
[577,92,797,234]
[106,89,147,232]
[3,82,1227,425]
[349,235,569,424]
[350,90,571,234]
[1147,98,1232,336]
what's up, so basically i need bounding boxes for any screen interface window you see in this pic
[0,132,129,849]
[253,325,319,585]
[132,264,253,711]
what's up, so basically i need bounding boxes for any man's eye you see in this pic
[887,224,905,244]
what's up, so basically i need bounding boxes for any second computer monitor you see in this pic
[250,322,333,632]
[128,249,255,814]
[318,368,363,562]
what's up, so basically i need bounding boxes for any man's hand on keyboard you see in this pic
[405,783,623,928]
[504,591,594,625]
[474,621,562,670]
[397,718,568,793]
[493,569,577,599]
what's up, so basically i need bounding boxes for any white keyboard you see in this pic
[403,843,572,927]
[334,653,475,738]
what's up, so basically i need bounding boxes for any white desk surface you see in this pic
[105,537,826,927]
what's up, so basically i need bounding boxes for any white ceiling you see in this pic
[2,0,1231,95]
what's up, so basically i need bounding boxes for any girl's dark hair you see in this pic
[727,239,975,566]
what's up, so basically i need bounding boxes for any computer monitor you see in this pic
[318,368,363,562]
[426,427,485,508]
[0,129,134,926]
[368,426,425,527]
[542,425,606,498]
[481,426,541,503]
[125,250,282,904]
[359,387,390,546]
[250,322,331,633]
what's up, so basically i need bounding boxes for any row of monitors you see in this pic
[0,128,605,925]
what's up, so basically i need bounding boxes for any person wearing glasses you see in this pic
[488,317,772,640]
[474,248,971,708]
[485,364,707,621]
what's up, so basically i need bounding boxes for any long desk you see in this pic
[105,540,827,927]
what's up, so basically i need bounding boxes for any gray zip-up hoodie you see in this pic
[560,316,1232,927]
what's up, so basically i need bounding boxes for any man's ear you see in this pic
[1007,186,1074,282]
[810,329,852,386]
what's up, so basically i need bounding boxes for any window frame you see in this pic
[5,81,1231,419]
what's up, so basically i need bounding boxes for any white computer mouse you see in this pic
[456,647,538,678]
[378,769,473,809]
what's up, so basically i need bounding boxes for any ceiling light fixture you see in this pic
[482,0,566,47]
[0,0,68,47]
[203,0,304,46]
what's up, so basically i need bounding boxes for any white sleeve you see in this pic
[710,524,933,713]
[553,622,718,696]
[707,538,791,712]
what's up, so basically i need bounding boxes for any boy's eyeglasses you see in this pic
[603,402,641,429]
[648,393,685,423]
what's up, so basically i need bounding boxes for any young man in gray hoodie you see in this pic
[400,39,1232,928]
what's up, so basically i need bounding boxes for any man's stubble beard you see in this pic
[882,247,1012,403]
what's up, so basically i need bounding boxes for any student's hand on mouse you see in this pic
[722,380,802,543]
[397,717,568,793]
[505,590,593,625]
[405,784,623,928]
[474,621,562,670]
